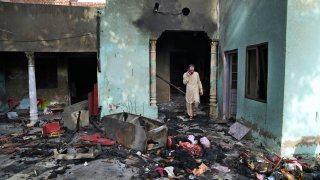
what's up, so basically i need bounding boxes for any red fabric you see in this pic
[176,141,202,157]
[271,153,309,169]
[80,133,116,146]
[155,167,165,177]
[37,99,44,106]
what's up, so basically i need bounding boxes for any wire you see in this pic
[157,11,182,16]
[0,32,96,42]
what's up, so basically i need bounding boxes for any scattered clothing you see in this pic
[192,163,208,176]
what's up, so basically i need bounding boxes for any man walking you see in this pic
[183,64,203,120]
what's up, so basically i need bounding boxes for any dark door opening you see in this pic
[156,31,211,106]
[0,52,97,108]
[68,53,97,104]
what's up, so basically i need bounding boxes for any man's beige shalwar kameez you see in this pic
[183,72,203,118]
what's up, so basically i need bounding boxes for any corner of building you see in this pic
[281,0,320,157]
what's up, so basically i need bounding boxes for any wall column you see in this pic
[26,52,38,125]
[209,41,218,119]
[150,39,157,106]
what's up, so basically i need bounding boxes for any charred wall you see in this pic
[0,2,98,52]
[4,53,69,107]
[98,0,219,118]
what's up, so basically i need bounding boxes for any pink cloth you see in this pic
[155,167,165,177]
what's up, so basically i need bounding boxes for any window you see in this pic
[35,59,58,89]
[245,43,268,102]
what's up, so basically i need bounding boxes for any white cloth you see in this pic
[164,166,175,178]
[188,135,198,144]
[200,137,211,148]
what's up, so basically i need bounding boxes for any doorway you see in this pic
[1,52,98,107]
[224,51,238,118]
[68,53,97,104]
[156,31,211,107]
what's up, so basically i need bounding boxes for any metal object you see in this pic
[156,74,186,95]
[102,112,168,152]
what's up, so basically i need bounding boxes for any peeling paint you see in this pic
[239,119,278,141]
[98,0,218,118]
[281,0,320,156]
[283,136,320,148]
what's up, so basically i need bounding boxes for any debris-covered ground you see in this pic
[1,95,320,180]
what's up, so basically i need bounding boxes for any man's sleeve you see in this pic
[183,73,189,85]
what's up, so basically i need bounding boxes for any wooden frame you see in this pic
[223,49,238,119]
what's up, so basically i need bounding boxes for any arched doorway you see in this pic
[155,31,211,116]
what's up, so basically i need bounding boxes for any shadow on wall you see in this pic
[219,0,266,48]
[132,0,217,35]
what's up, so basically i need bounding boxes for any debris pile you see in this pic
[239,149,320,180]
[1,97,320,179]
[135,135,222,179]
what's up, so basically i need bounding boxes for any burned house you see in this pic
[0,2,100,120]
[0,0,320,158]
[98,0,219,120]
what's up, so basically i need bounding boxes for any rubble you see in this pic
[0,95,320,179]
[228,122,251,140]
[62,100,88,130]
[53,147,101,160]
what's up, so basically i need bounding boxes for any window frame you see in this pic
[245,43,268,103]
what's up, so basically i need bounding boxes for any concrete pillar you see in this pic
[150,39,157,106]
[26,52,38,125]
[209,41,218,119]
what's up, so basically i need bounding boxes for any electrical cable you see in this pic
[157,11,182,16]
[0,32,96,42]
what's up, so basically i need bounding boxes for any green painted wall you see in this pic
[218,0,287,153]
[99,0,218,118]
[282,0,320,156]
